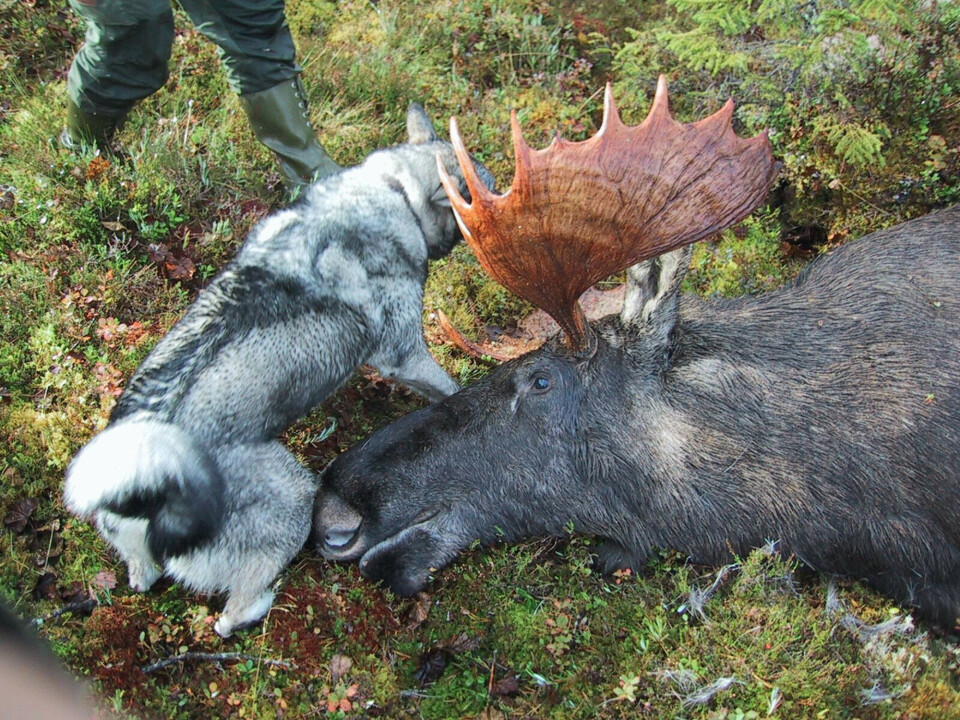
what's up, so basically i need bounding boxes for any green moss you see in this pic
[685,209,802,299]
[424,244,534,336]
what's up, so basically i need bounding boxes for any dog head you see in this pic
[366,104,497,260]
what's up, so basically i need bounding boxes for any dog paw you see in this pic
[216,590,275,638]
[127,561,161,592]
[213,616,235,638]
[213,615,238,638]
[214,612,268,639]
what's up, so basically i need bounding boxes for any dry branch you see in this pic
[142,651,293,674]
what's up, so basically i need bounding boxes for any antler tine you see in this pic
[597,82,624,137]
[439,117,514,295]
[440,76,779,354]
[438,117,489,244]
[508,110,532,201]
[650,74,671,121]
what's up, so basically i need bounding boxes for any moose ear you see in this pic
[406,103,438,145]
[620,246,692,344]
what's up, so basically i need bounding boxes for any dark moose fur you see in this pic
[314,206,960,626]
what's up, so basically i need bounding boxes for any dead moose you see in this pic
[313,78,960,627]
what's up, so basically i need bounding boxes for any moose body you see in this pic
[315,205,960,625]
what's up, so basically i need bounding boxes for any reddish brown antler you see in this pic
[439,76,779,353]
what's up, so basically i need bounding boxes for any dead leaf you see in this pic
[3,497,39,533]
[147,243,199,281]
[100,221,127,233]
[405,592,431,631]
[478,708,506,720]
[414,633,482,688]
[32,519,61,534]
[60,581,88,605]
[32,571,59,600]
[449,633,481,653]
[86,155,111,181]
[491,676,520,698]
[330,654,353,683]
[166,254,196,281]
[197,231,218,247]
[147,243,172,264]
[414,648,448,687]
[31,530,64,566]
[93,570,118,591]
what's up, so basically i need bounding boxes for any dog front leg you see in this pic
[376,344,459,402]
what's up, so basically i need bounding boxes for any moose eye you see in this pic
[531,375,551,392]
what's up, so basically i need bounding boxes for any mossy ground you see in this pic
[1,0,959,717]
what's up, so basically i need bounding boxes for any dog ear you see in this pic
[430,183,453,208]
[407,103,438,145]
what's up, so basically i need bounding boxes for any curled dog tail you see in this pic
[64,419,225,561]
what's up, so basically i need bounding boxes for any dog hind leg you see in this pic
[214,585,276,638]
[97,512,162,592]
[206,441,316,638]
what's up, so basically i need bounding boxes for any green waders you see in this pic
[65,0,339,187]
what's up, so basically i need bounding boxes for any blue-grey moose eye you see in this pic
[532,375,551,391]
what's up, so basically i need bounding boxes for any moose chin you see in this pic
[313,77,960,628]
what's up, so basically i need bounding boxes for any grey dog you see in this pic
[64,104,494,636]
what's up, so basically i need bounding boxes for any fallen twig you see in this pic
[31,598,98,626]
[142,651,292,674]
[437,310,516,362]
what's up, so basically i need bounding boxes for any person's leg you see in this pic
[64,0,174,148]
[178,0,340,188]
[238,77,342,190]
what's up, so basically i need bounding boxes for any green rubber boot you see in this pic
[60,99,126,153]
[239,78,340,191]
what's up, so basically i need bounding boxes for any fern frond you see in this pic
[828,124,886,168]
[656,28,750,76]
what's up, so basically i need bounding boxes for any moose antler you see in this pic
[438,76,779,353]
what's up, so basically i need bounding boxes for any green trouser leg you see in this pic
[64,0,172,151]
[239,78,341,189]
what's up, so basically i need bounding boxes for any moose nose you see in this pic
[325,525,359,548]
[319,494,362,550]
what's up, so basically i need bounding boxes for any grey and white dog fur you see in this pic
[64,104,495,637]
